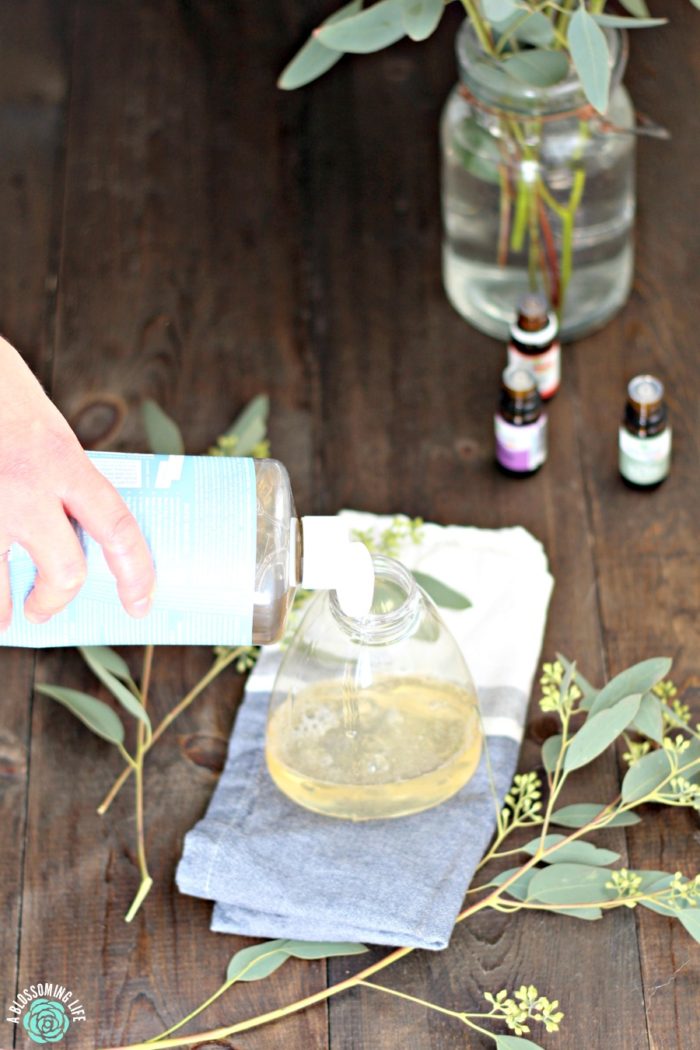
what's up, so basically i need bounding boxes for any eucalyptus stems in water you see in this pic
[279,2,697,337]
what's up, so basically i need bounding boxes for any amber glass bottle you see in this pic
[495,365,548,477]
[508,293,561,400]
[619,375,672,489]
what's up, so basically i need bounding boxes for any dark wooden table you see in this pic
[1,2,699,1047]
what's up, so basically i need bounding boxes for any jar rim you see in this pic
[455,19,628,117]
[329,553,420,641]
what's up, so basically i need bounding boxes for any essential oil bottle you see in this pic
[508,292,561,400]
[495,365,548,477]
[619,375,672,489]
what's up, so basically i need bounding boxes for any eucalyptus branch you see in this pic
[125,645,154,923]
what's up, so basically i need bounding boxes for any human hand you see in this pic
[0,336,156,628]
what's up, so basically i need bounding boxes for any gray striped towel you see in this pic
[176,516,554,950]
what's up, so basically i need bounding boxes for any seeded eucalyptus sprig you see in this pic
[89,655,700,1050]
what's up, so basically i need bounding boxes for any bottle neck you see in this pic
[329,554,421,644]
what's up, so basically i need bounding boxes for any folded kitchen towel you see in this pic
[176,514,554,950]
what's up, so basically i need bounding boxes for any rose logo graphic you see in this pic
[22,999,70,1044]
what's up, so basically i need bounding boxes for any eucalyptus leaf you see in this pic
[588,657,671,717]
[511,11,555,47]
[630,692,665,744]
[400,0,443,42]
[481,0,518,21]
[491,866,535,901]
[554,906,603,921]
[621,747,673,803]
[689,0,700,10]
[528,863,614,905]
[35,684,125,745]
[411,571,471,610]
[279,0,363,90]
[564,694,641,773]
[496,1034,548,1049]
[452,113,504,185]
[542,733,563,774]
[79,645,133,682]
[619,0,650,15]
[226,940,291,983]
[79,647,152,734]
[141,399,185,455]
[567,4,611,114]
[221,393,270,456]
[521,834,620,867]
[551,803,641,829]
[317,0,405,54]
[619,870,676,916]
[592,14,666,29]
[503,50,569,88]
[557,653,597,709]
[285,940,368,959]
[678,909,700,943]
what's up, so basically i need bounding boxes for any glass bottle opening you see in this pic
[329,554,420,644]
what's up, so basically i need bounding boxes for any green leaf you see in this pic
[316,0,405,54]
[496,1035,547,1050]
[512,11,555,47]
[619,0,650,15]
[482,0,518,20]
[35,684,125,745]
[553,906,603,921]
[503,49,570,88]
[678,910,700,942]
[490,866,535,901]
[630,692,665,744]
[588,657,671,717]
[226,941,291,983]
[221,394,270,457]
[551,803,641,829]
[141,399,185,455]
[521,835,620,867]
[79,647,152,735]
[411,571,471,610]
[285,940,368,959]
[542,733,563,774]
[564,694,641,772]
[557,653,597,709]
[689,0,700,10]
[592,14,666,29]
[452,114,503,185]
[621,748,673,803]
[528,863,614,905]
[79,645,132,683]
[400,0,443,42]
[567,4,611,114]
[279,0,363,90]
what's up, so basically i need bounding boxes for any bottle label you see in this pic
[2,453,258,647]
[508,341,561,399]
[495,415,547,473]
[619,427,672,486]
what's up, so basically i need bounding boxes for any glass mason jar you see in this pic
[441,23,635,341]
[265,554,483,821]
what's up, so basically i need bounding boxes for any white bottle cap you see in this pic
[300,516,375,618]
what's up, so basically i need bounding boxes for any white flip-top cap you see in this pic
[301,516,375,618]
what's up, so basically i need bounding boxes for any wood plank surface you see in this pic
[0,1,698,1048]
[0,0,68,1039]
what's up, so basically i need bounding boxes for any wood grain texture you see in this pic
[0,0,68,1038]
[0,0,698,1047]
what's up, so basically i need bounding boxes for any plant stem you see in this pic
[97,647,245,815]
[358,981,499,1042]
[460,0,494,54]
[125,646,154,923]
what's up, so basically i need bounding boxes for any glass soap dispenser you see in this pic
[265,554,483,821]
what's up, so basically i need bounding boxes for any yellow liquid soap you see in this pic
[265,674,483,820]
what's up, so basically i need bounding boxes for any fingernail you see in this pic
[131,596,152,618]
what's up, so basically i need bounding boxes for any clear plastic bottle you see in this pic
[1,453,373,648]
[265,554,482,821]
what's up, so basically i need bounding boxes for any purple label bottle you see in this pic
[495,365,548,477]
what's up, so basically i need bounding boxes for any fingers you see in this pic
[22,511,88,625]
[64,462,155,618]
[0,550,11,631]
